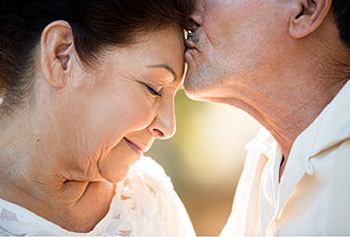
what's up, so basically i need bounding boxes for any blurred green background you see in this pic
[145,90,260,236]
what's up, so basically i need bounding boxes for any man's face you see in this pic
[184,0,287,100]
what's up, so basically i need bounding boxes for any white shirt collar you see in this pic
[310,80,350,157]
[275,79,350,220]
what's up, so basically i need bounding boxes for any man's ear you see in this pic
[289,0,332,39]
[40,20,75,88]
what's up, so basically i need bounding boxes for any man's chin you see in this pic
[183,84,212,103]
[183,73,214,101]
[184,68,202,99]
[183,83,202,101]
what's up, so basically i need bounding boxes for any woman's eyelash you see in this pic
[144,83,161,97]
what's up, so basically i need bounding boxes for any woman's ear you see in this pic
[289,0,332,39]
[40,20,75,88]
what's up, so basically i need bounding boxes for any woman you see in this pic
[0,0,195,235]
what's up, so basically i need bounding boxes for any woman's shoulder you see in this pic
[0,157,195,236]
[104,156,195,236]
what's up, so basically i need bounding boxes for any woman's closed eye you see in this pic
[143,82,162,97]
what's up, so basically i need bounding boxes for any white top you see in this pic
[221,80,350,236]
[0,157,196,236]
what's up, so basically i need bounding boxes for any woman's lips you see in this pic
[124,137,144,156]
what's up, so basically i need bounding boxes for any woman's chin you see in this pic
[98,158,138,183]
[101,168,130,183]
[98,144,141,183]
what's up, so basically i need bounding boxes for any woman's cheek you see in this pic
[125,105,155,131]
[121,95,157,129]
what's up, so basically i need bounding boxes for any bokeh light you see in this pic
[146,90,260,236]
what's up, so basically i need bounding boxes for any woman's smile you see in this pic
[124,137,148,156]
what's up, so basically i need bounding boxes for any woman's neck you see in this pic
[0,114,115,233]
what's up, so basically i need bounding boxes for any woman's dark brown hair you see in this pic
[0,0,194,113]
[332,0,350,48]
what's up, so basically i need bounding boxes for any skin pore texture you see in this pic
[184,0,350,179]
[0,22,185,232]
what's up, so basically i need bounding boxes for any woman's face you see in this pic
[51,25,185,183]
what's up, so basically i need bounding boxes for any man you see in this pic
[184,0,350,235]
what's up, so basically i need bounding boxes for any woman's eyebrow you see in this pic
[147,64,177,81]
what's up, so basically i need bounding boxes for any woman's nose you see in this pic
[148,101,176,140]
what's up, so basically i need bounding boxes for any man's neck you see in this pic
[207,72,349,160]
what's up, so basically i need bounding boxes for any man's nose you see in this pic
[148,101,176,140]
[188,0,204,29]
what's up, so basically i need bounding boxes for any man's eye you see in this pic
[144,83,161,97]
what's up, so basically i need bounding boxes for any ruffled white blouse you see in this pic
[0,157,196,236]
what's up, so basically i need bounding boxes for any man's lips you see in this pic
[185,39,199,51]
